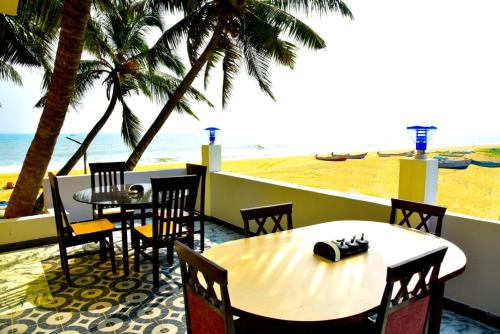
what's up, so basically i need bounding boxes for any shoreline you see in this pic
[0,141,499,173]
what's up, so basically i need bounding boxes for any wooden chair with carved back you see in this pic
[49,172,116,282]
[186,163,207,252]
[175,241,237,334]
[371,246,448,334]
[240,203,293,238]
[132,175,199,288]
[389,198,447,236]
[89,161,135,223]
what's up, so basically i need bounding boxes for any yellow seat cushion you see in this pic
[71,219,114,236]
[94,207,135,216]
[134,223,187,239]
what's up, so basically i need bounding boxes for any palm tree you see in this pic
[5,0,93,218]
[0,0,63,106]
[36,0,212,176]
[125,0,353,170]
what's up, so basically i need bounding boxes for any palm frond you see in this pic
[118,96,142,149]
[16,0,63,38]
[36,60,106,109]
[0,60,22,85]
[249,2,326,50]
[240,12,298,67]
[221,37,242,107]
[139,71,213,108]
[0,16,53,69]
[174,97,199,120]
[240,41,275,101]
[204,47,224,89]
[261,0,353,18]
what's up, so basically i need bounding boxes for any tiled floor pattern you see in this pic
[0,221,498,334]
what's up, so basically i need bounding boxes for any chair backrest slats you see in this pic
[389,198,447,236]
[89,162,126,212]
[48,173,73,239]
[186,164,207,215]
[89,161,126,189]
[151,175,199,242]
[175,241,236,334]
[240,203,293,238]
[376,246,448,334]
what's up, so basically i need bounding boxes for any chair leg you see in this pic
[167,242,174,266]
[200,216,205,252]
[61,246,71,282]
[99,240,107,262]
[133,232,140,273]
[108,234,116,274]
[152,246,159,289]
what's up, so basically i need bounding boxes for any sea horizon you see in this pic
[0,132,498,173]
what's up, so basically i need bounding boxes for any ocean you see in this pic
[0,133,498,173]
[0,133,319,172]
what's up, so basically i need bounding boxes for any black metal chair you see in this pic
[389,198,447,236]
[186,163,207,251]
[48,172,116,282]
[132,175,199,288]
[240,203,293,238]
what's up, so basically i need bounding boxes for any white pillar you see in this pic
[398,158,438,204]
[201,144,221,216]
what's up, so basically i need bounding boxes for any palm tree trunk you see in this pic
[5,0,92,218]
[125,23,224,170]
[57,87,119,176]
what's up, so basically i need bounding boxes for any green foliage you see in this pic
[152,0,352,107]
[36,0,212,149]
[479,148,500,157]
[0,0,63,107]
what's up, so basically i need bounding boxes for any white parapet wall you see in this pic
[0,209,58,246]
[43,168,186,222]
[210,171,500,317]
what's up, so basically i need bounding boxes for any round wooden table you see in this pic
[203,220,466,328]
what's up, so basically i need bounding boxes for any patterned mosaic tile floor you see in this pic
[0,221,498,334]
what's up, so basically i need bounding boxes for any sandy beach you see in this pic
[1,144,498,220]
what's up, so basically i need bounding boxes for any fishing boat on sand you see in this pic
[331,152,368,159]
[377,151,414,157]
[439,153,465,158]
[434,157,471,170]
[315,154,347,161]
[471,159,500,168]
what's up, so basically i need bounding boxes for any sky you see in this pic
[0,0,499,150]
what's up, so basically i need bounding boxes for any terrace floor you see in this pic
[0,221,498,334]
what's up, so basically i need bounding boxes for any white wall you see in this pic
[0,209,58,245]
[210,171,500,317]
[43,168,186,221]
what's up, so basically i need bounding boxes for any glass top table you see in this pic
[73,183,154,275]
[73,183,153,208]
